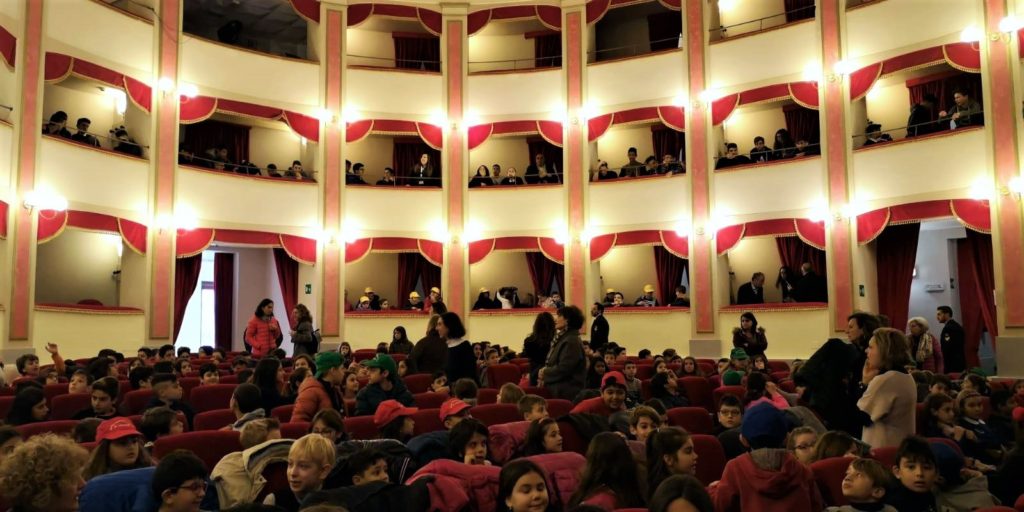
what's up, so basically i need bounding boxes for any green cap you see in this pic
[314,352,343,378]
[363,354,397,376]
[730,348,749,360]
[723,370,744,386]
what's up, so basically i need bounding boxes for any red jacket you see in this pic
[570,396,622,416]
[291,378,340,423]
[245,315,281,358]
[709,450,824,512]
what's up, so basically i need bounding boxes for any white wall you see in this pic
[468,33,535,73]
[347,135,395,184]
[36,229,122,306]
[248,124,304,170]
[907,222,965,329]
[347,28,396,67]
[721,105,787,155]
[469,136,530,175]
[597,245,658,301]
[595,124,655,170]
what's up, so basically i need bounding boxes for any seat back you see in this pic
[522,386,551,399]
[555,420,588,455]
[152,430,242,469]
[192,408,236,431]
[255,460,289,502]
[121,389,155,415]
[489,421,531,464]
[50,393,92,420]
[0,396,13,419]
[219,374,239,384]
[43,383,70,404]
[525,452,587,509]
[680,377,713,411]
[635,365,655,380]
[414,392,449,409]
[870,446,898,469]
[690,434,726,486]
[16,420,80,440]
[712,385,746,408]
[811,456,853,507]
[270,404,294,423]
[484,364,521,389]
[767,360,790,373]
[412,408,445,436]
[178,377,201,404]
[927,437,964,457]
[343,416,378,440]
[546,399,573,419]
[666,407,714,434]
[280,422,310,439]
[404,374,433,394]
[128,411,188,432]
[411,459,501,512]
[477,388,499,405]
[469,404,521,426]
[697,363,716,376]
[189,384,238,413]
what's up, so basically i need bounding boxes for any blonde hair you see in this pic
[871,327,912,370]
[290,433,337,468]
[908,316,931,332]
[240,418,281,449]
[0,434,88,509]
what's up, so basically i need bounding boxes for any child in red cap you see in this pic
[374,399,418,443]
[570,371,628,416]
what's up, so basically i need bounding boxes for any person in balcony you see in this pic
[376,167,397,186]
[749,136,772,163]
[500,167,525,185]
[670,285,690,307]
[42,110,72,138]
[111,127,142,158]
[907,93,939,137]
[861,122,893,147]
[772,129,797,160]
[469,165,493,188]
[594,161,618,181]
[714,143,750,170]
[408,153,436,187]
[71,118,101,147]
[266,163,283,178]
[619,147,644,178]
[406,291,424,310]
[236,160,259,175]
[939,90,983,130]
[473,288,500,310]
[737,272,765,305]
[346,163,369,185]
[642,156,660,176]
[662,153,684,174]
[355,296,372,311]
[775,266,798,302]
[286,160,311,180]
[491,164,502,184]
[177,145,195,166]
[634,284,659,307]
[793,262,828,303]
[525,153,560,184]
[793,139,819,158]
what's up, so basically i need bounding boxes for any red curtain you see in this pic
[393,35,441,72]
[534,34,561,68]
[181,119,251,164]
[273,248,299,330]
[654,245,688,305]
[783,104,820,143]
[652,126,686,164]
[393,137,442,186]
[956,231,997,368]
[525,252,564,296]
[907,71,983,113]
[775,236,826,278]
[646,11,681,52]
[784,0,815,21]
[173,254,203,342]
[397,253,442,302]
[526,137,563,176]
[875,223,920,334]
[213,252,235,351]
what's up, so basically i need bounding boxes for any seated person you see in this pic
[452,378,478,407]
[71,117,101,147]
[749,136,772,163]
[42,110,72,138]
[469,165,494,188]
[661,153,684,174]
[524,153,560,184]
[83,417,154,481]
[111,127,143,157]
[670,285,690,307]
[650,371,689,409]
[885,436,941,512]
[16,342,66,378]
[263,434,336,511]
[144,373,196,429]
[350,447,391,485]
[571,371,628,416]
[285,160,311,180]
[355,354,415,416]
[939,89,983,129]
[594,161,618,181]
[861,122,893,146]
[74,418,103,443]
[622,361,642,403]
[716,395,747,460]
[714,143,751,170]
[240,418,282,449]
[634,284,659,306]
[152,451,212,512]
[500,166,526,185]
[629,405,662,444]
[376,167,397,186]
[226,383,265,430]
[73,376,120,420]
[794,139,820,157]
[448,417,490,466]
[825,457,897,512]
[69,369,92,394]
[523,417,563,456]
[139,406,184,449]
[931,440,997,511]
[374,400,418,443]
[198,363,219,385]
[642,155,660,176]
[266,163,283,178]
[518,394,549,422]
[346,163,369,185]
[619,147,644,178]
[408,398,471,465]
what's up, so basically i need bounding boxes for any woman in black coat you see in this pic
[522,312,555,385]
[439,312,477,384]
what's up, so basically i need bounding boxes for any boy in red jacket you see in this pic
[709,402,824,512]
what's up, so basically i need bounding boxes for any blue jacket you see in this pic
[79,467,219,512]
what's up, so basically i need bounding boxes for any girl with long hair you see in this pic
[83,418,154,480]
[523,312,555,385]
[253,357,291,413]
[497,459,554,512]
[569,432,646,509]
[390,326,414,355]
[6,387,48,426]
[245,298,282,358]
[646,427,697,500]
[290,304,316,356]
[522,417,563,456]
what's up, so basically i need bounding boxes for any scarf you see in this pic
[913,332,935,364]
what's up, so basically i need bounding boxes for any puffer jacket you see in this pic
[325,439,419,488]
[211,438,294,508]
[524,452,587,509]
[411,459,501,512]
[291,377,342,422]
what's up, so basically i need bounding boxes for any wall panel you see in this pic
[345,187,443,235]
[468,186,565,237]
[467,69,562,117]
[44,1,152,77]
[176,167,317,231]
[589,176,689,231]
[38,138,149,217]
[708,21,817,88]
[588,50,684,108]
[847,0,976,60]
[713,158,823,219]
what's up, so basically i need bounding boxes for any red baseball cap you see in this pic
[439,398,471,421]
[601,371,628,390]
[96,417,143,442]
[374,399,419,428]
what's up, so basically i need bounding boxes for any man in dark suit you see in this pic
[937,305,967,373]
[794,262,828,303]
[736,272,765,305]
[590,302,610,353]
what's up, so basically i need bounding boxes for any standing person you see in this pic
[908,317,943,374]
[389,326,413,355]
[776,266,798,302]
[936,306,966,374]
[793,262,828,303]
[246,298,282,358]
[857,328,917,448]
[736,273,765,305]
[439,312,476,384]
[539,306,586,400]
[938,89,983,129]
[290,304,316,356]
[408,153,436,187]
[731,312,768,358]
[907,93,939,137]
[523,312,556,386]
[0,434,89,512]
[590,303,610,353]
[410,315,448,375]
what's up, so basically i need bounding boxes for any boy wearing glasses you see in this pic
[153,451,209,512]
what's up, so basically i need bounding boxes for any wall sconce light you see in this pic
[314,108,336,125]
[157,77,175,94]
[178,83,199,99]
[828,59,855,82]
[23,190,68,211]
[674,219,691,237]
[960,25,983,44]
[1002,176,1024,199]
[465,220,483,243]
[969,177,994,201]
[318,229,338,245]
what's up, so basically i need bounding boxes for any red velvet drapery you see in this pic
[393,137,442,186]
[213,252,235,351]
[907,71,983,113]
[181,119,251,164]
[397,253,442,303]
[526,138,563,176]
[875,223,921,333]
[775,236,826,278]
[784,0,815,22]
[173,254,203,342]
[652,126,686,164]
[783,104,820,143]
[654,245,688,305]
[273,248,299,332]
[393,35,441,72]
[956,231,997,368]
[525,252,564,296]
[646,11,681,52]
[534,34,561,68]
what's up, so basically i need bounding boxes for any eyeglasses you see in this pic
[175,481,208,494]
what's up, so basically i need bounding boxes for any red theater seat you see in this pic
[219,374,239,384]
[556,420,588,454]
[189,384,237,413]
[353,350,377,362]
[522,386,552,399]
[691,434,727,486]
[193,409,236,431]
[43,383,69,404]
[547,399,572,419]
[343,416,377,440]
[271,405,294,423]
[153,431,242,470]
[635,365,655,380]
[667,407,714,434]
[485,364,522,389]
[470,404,521,426]
[280,422,310,439]
[178,377,201,404]
[712,386,746,408]
[121,389,155,415]
[412,408,444,435]
[16,420,80,440]
[870,446,898,469]
[403,374,433,394]
[811,457,853,506]
[0,396,13,419]
[698,362,715,376]
[525,452,587,508]
[767,360,790,373]
[928,437,963,457]
[680,377,714,411]
[477,388,499,405]
[256,460,290,502]
[50,393,91,420]
[413,392,449,409]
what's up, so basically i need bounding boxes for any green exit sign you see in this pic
[305,284,312,294]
